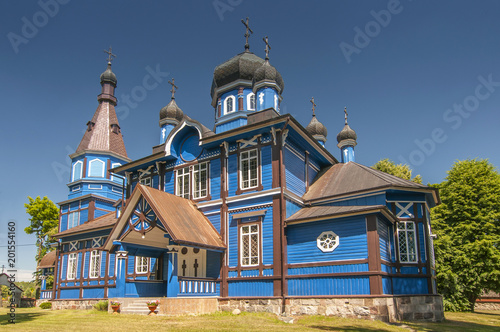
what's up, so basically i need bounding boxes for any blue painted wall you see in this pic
[227,280,274,297]
[288,276,370,296]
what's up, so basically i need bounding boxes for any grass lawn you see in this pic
[1,307,499,331]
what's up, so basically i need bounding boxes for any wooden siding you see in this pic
[216,118,248,134]
[288,263,369,275]
[82,287,105,298]
[125,281,165,297]
[227,280,274,297]
[210,158,221,198]
[59,288,80,299]
[392,277,428,295]
[261,145,273,191]
[382,276,393,294]
[287,216,368,264]
[206,214,221,233]
[164,170,174,194]
[327,193,386,207]
[108,253,115,277]
[378,218,391,262]
[284,147,306,196]
[228,154,238,196]
[288,276,370,296]
[418,222,426,263]
[285,199,302,219]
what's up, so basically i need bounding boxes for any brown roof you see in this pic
[286,205,398,224]
[38,250,56,269]
[55,212,117,237]
[304,162,436,202]
[75,102,128,159]
[105,185,225,251]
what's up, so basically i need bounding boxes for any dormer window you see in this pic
[86,121,95,131]
[247,93,255,110]
[110,124,120,134]
[224,96,235,114]
[88,159,105,178]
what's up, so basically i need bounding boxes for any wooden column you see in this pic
[271,133,283,297]
[220,143,228,297]
[366,215,383,295]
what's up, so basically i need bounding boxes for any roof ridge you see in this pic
[354,162,426,188]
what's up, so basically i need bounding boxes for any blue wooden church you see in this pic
[40,25,443,321]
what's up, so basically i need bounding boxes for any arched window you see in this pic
[72,161,83,181]
[111,163,122,183]
[224,96,235,114]
[247,93,256,110]
[88,159,105,178]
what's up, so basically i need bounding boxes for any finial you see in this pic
[168,78,178,99]
[310,97,316,116]
[263,36,271,60]
[344,107,348,125]
[103,46,116,65]
[241,17,253,51]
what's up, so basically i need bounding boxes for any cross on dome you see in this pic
[241,17,253,51]
[168,78,178,99]
[310,97,317,116]
[103,46,116,64]
[344,107,348,125]
[263,36,271,60]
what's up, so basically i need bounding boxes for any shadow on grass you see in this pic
[406,319,500,332]
[0,310,48,326]
[308,326,396,332]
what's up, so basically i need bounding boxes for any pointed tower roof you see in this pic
[305,97,327,142]
[73,55,129,160]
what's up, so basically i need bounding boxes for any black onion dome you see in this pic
[211,51,265,97]
[100,62,117,86]
[336,124,357,143]
[306,115,328,139]
[252,60,284,93]
[160,99,184,122]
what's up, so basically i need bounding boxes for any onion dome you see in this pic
[159,99,184,122]
[211,51,265,100]
[336,123,357,143]
[306,115,328,142]
[252,59,284,93]
[100,62,117,86]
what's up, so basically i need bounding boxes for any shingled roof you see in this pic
[75,102,129,159]
[286,205,398,225]
[55,212,117,237]
[38,250,56,269]
[304,162,438,202]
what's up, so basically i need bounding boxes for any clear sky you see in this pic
[1,0,499,281]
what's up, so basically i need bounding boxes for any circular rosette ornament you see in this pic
[129,198,156,234]
[317,231,339,253]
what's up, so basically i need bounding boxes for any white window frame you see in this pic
[88,159,105,178]
[247,93,255,110]
[88,184,102,190]
[224,95,235,114]
[135,256,149,274]
[176,166,190,199]
[317,231,340,253]
[240,224,260,267]
[71,185,81,192]
[111,163,122,182]
[72,161,83,181]
[89,250,101,278]
[240,149,259,190]
[397,221,418,263]
[68,211,80,229]
[67,253,77,280]
[140,177,151,187]
[193,162,209,199]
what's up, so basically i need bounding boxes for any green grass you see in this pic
[0,307,499,331]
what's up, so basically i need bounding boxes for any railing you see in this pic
[178,277,219,296]
[40,290,52,299]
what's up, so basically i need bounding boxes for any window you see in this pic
[111,163,122,183]
[240,224,259,266]
[240,149,258,189]
[88,159,105,177]
[71,185,81,192]
[317,231,340,252]
[89,250,101,278]
[247,93,255,110]
[136,256,149,274]
[176,167,190,198]
[88,184,102,190]
[140,177,151,187]
[398,221,417,263]
[72,161,83,181]
[68,211,80,229]
[67,253,77,280]
[224,96,235,114]
[193,162,208,199]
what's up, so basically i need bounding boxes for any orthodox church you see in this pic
[39,22,443,321]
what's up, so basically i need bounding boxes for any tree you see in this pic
[431,159,500,311]
[24,196,59,264]
[372,159,423,183]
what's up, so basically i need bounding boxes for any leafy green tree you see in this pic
[372,158,423,183]
[431,159,500,311]
[24,196,59,264]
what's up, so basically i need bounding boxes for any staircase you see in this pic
[120,299,160,315]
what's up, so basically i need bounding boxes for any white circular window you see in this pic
[317,231,339,252]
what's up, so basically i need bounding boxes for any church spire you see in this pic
[74,49,128,160]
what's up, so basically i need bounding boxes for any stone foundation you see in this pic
[219,295,443,322]
[475,301,500,310]
[106,297,218,315]
[51,299,102,310]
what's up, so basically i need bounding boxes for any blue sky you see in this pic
[1,0,499,280]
